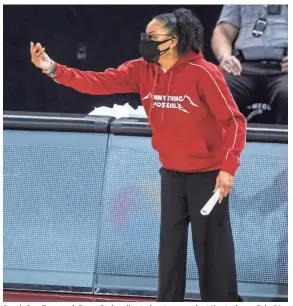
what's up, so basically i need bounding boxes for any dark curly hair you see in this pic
[154,8,204,55]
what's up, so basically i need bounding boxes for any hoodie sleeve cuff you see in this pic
[53,63,63,80]
[220,160,239,176]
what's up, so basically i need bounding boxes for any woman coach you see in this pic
[30,8,246,302]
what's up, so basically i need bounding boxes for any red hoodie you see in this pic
[53,51,246,176]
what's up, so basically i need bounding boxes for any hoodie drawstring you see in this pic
[148,66,174,125]
[148,65,159,126]
[161,70,173,123]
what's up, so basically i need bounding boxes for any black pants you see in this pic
[225,66,288,125]
[157,168,239,302]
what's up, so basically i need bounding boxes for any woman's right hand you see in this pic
[30,42,52,71]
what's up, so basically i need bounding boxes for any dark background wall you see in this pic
[3,5,222,114]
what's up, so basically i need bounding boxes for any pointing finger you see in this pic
[30,42,35,57]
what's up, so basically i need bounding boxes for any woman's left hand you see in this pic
[215,171,234,204]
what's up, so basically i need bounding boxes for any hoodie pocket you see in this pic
[189,138,211,158]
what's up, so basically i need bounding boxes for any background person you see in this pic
[211,5,288,125]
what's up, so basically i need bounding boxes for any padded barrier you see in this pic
[96,118,288,300]
[3,113,113,291]
[3,113,288,301]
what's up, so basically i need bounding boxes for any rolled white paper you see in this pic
[200,188,221,216]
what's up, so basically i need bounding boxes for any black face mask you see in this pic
[138,33,173,63]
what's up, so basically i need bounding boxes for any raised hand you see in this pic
[30,42,52,71]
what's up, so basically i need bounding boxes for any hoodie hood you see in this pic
[152,50,204,74]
